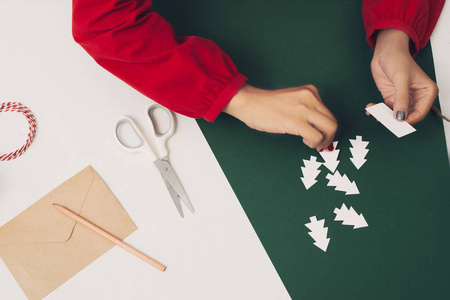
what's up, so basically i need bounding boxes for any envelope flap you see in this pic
[0,166,95,245]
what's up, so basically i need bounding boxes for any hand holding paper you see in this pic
[366,103,416,138]
[370,29,439,124]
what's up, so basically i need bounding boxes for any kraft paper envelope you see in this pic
[0,166,138,300]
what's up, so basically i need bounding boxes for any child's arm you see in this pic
[362,0,445,124]
[72,0,247,122]
[73,0,337,150]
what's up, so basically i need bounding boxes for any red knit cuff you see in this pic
[366,19,421,56]
[203,73,248,122]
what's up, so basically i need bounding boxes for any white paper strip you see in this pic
[365,103,416,138]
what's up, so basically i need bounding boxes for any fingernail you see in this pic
[396,110,405,121]
[327,144,334,151]
[319,148,324,152]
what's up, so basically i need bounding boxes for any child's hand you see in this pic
[367,29,439,124]
[224,84,337,151]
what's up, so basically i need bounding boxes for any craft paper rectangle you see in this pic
[365,103,416,138]
[0,166,138,300]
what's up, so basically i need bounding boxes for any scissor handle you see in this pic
[114,116,157,161]
[146,104,176,159]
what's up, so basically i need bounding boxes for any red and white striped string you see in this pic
[0,102,37,161]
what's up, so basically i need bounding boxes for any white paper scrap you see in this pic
[319,141,340,172]
[365,103,416,138]
[305,216,330,252]
[333,203,368,229]
[326,171,359,195]
[300,156,322,190]
[349,135,369,169]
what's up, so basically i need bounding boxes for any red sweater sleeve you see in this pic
[362,0,446,56]
[72,0,247,121]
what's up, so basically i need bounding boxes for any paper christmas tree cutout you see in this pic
[319,141,340,172]
[349,135,369,169]
[325,171,359,195]
[300,155,322,190]
[305,216,330,252]
[333,203,368,229]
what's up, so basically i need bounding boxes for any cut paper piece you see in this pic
[305,216,330,252]
[318,141,340,172]
[333,203,368,229]
[325,171,359,195]
[349,135,369,169]
[365,103,416,138]
[300,155,322,190]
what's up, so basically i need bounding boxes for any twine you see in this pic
[0,102,37,161]
[432,106,450,123]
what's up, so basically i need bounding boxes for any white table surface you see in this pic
[431,2,450,162]
[0,1,449,299]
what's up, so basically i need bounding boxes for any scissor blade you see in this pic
[162,177,184,218]
[154,159,194,213]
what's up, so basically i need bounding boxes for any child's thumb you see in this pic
[392,74,410,121]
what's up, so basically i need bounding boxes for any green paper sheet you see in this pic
[154,1,450,299]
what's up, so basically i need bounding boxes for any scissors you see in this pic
[114,104,194,217]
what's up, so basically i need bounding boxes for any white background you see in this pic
[431,3,450,161]
[0,1,449,299]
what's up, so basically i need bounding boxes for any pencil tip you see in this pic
[52,203,56,205]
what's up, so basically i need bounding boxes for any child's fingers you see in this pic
[365,103,376,116]
[306,110,337,151]
[297,122,327,149]
[406,98,436,125]
[301,85,336,122]
[392,74,411,121]
[406,82,438,125]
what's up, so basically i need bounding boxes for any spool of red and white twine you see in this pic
[0,102,37,161]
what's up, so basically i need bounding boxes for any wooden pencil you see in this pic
[53,203,166,272]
